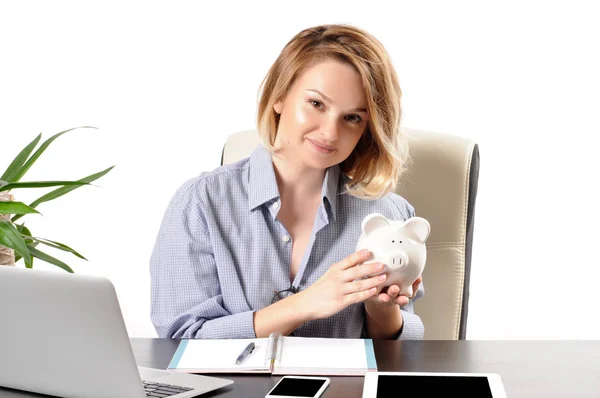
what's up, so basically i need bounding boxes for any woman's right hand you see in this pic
[296,249,388,321]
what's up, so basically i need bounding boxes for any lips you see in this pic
[308,139,336,153]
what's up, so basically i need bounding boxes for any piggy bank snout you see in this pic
[385,251,409,269]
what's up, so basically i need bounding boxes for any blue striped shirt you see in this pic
[150,144,424,340]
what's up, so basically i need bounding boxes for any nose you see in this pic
[387,251,409,269]
[320,116,341,141]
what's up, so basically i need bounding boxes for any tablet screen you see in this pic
[377,374,493,397]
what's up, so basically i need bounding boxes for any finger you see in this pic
[395,295,410,306]
[411,284,419,298]
[387,285,400,298]
[411,276,422,298]
[377,293,391,303]
[375,286,392,302]
[337,249,373,270]
[343,273,387,295]
[344,286,378,306]
[346,261,385,282]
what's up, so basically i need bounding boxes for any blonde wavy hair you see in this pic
[257,24,409,200]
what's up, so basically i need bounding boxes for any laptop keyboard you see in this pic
[143,381,194,397]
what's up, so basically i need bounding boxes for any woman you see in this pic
[150,24,424,340]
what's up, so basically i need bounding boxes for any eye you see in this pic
[345,114,362,124]
[310,100,324,109]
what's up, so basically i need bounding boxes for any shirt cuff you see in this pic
[397,309,424,340]
[192,310,257,339]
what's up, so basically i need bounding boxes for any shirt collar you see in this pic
[248,145,340,221]
[248,145,280,211]
[321,164,339,222]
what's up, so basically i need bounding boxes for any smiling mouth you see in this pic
[308,139,336,153]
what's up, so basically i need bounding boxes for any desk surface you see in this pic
[1,339,599,397]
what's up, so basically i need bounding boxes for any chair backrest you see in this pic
[221,128,479,340]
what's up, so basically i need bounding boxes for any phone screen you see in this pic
[269,377,328,397]
[377,375,493,397]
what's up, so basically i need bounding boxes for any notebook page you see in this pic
[174,338,269,371]
[278,337,368,370]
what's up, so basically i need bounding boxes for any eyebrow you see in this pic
[307,89,368,114]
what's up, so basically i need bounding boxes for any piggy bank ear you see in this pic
[361,213,390,236]
[404,217,431,243]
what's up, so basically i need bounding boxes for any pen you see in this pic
[235,342,255,365]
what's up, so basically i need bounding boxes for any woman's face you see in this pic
[273,60,369,170]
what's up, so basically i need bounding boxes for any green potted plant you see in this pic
[0,126,113,272]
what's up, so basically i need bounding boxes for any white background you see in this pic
[1,1,599,339]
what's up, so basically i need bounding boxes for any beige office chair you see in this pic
[221,128,479,340]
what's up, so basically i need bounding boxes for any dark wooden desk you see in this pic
[130,339,600,398]
[1,339,599,397]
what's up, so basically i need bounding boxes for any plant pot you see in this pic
[0,191,16,266]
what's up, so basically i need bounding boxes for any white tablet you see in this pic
[362,371,507,398]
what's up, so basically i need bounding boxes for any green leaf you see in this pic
[26,236,87,260]
[0,220,32,266]
[14,223,33,262]
[11,165,114,223]
[14,254,34,268]
[16,223,34,245]
[15,223,32,236]
[0,134,42,182]
[0,201,41,215]
[27,245,74,273]
[0,181,90,192]
[12,126,97,183]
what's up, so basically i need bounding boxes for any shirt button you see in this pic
[282,235,290,243]
[273,201,280,210]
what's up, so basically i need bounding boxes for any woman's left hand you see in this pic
[367,275,422,307]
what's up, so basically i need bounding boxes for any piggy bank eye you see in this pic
[391,240,403,243]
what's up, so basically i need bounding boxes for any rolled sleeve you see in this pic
[398,309,424,340]
[150,178,256,339]
[397,281,425,340]
[187,310,256,339]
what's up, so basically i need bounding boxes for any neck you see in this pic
[271,153,325,200]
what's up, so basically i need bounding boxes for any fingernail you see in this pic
[376,263,384,270]
[378,274,387,280]
[362,249,370,256]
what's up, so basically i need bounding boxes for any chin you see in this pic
[304,159,331,170]
[301,151,340,170]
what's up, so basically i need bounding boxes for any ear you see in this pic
[361,213,390,236]
[403,217,431,243]
[274,100,283,115]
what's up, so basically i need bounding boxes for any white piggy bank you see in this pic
[355,213,431,297]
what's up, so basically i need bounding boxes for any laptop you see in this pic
[0,266,234,398]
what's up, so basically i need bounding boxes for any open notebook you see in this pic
[167,333,377,376]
